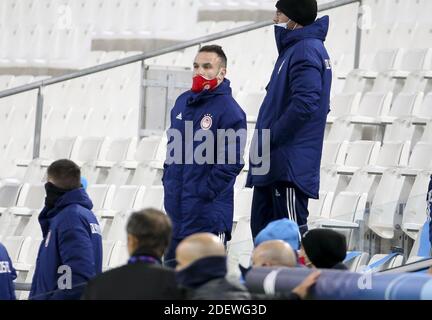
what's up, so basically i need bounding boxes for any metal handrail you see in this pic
[0,0,362,159]
[0,0,360,100]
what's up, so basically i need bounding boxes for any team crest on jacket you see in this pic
[200,114,213,130]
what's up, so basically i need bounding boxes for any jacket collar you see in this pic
[175,256,227,289]
[39,188,93,237]
[275,16,329,54]
[186,78,232,106]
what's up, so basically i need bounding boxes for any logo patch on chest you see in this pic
[200,114,213,130]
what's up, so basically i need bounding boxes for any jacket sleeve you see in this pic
[199,107,247,200]
[270,44,323,148]
[49,225,97,300]
[7,252,17,300]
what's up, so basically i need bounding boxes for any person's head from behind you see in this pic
[254,218,300,251]
[47,159,81,190]
[300,229,347,269]
[44,159,82,208]
[175,232,225,271]
[273,0,317,29]
[126,208,172,259]
[252,240,297,267]
[192,45,227,92]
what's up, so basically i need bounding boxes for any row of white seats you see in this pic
[321,139,432,175]
[330,74,432,126]
[0,20,254,69]
[311,168,430,241]
[344,252,405,273]
[0,26,92,69]
[324,117,432,148]
[0,0,199,38]
[0,134,165,181]
[333,48,432,95]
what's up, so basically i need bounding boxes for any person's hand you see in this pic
[291,271,321,300]
[428,267,432,275]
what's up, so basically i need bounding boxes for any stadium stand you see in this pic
[0,0,432,299]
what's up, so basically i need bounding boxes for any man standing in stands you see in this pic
[246,0,332,237]
[163,45,247,267]
[0,242,16,300]
[30,159,102,300]
[82,209,184,300]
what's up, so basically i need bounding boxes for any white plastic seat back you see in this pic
[408,142,432,169]
[402,171,430,239]
[368,170,405,239]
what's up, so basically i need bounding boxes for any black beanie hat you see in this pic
[275,0,318,26]
[301,229,347,269]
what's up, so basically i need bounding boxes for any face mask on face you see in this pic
[274,18,298,53]
[44,182,69,209]
[275,22,288,29]
[275,19,298,31]
[191,70,223,93]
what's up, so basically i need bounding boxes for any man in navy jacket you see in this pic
[30,159,102,300]
[163,45,247,267]
[0,242,16,300]
[246,0,332,237]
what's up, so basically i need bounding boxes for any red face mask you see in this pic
[191,74,219,93]
[298,256,306,266]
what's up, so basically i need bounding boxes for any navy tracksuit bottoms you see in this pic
[250,181,309,238]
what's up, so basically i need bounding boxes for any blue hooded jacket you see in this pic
[29,188,102,300]
[246,16,332,199]
[0,243,16,300]
[163,79,247,240]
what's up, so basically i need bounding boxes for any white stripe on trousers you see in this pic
[218,232,225,244]
[286,188,297,222]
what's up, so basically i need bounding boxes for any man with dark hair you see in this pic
[246,0,332,237]
[46,159,81,190]
[82,209,184,300]
[163,44,247,267]
[30,159,102,300]
[198,45,227,67]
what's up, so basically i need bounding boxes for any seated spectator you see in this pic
[82,208,184,300]
[239,218,301,281]
[175,233,250,300]
[252,240,297,267]
[254,218,301,250]
[0,242,16,300]
[251,240,320,300]
[299,229,348,270]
